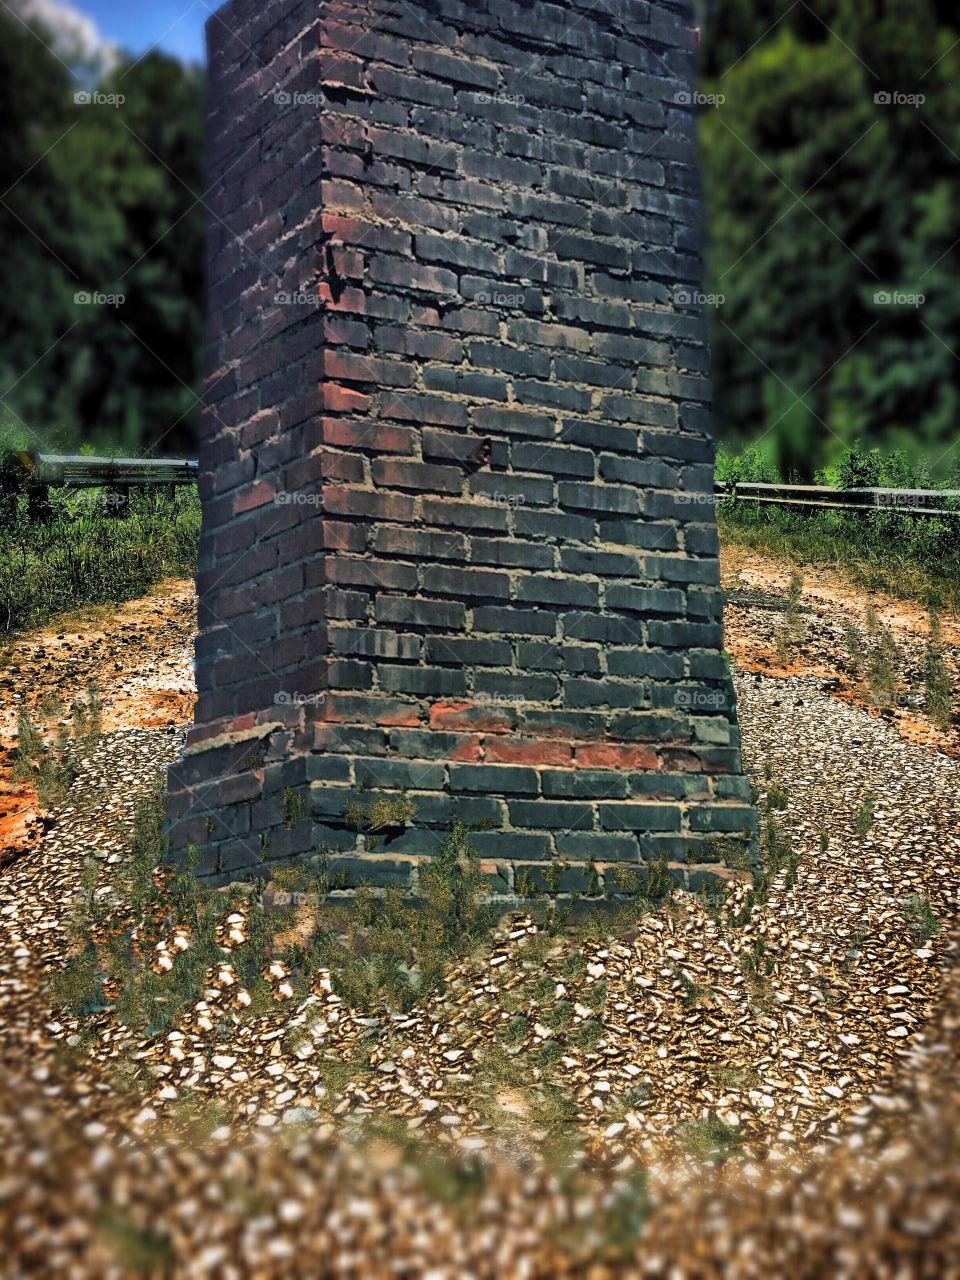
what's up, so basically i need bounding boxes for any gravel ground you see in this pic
[0,566,958,1274]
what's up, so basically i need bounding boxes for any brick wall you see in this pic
[165,0,756,901]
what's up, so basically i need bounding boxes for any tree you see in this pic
[0,12,203,454]
[699,2,960,475]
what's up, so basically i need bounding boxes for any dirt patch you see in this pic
[0,578,195,865]
[721,542,960,758]
[0,577,196,739]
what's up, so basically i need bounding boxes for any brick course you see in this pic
[165,0,756,902]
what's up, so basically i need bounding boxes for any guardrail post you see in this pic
[106,484,130,518]
[26,483,52,524]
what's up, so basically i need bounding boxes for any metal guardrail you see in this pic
[1,451,198,519]
[2,452,958,522]
[715,481,960,519]
[2,451,198,487]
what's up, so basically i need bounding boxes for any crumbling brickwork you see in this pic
[166,0,756,900]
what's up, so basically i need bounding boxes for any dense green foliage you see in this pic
[0,487,199,637]
[699,1,960,475]
[0,12,203,455]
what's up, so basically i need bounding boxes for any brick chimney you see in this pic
[166,0,756,903]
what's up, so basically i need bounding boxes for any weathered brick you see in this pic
[375,596,467,630]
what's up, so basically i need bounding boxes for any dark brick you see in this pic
[473,672,559,702]
[542,769,628,800]
[375,596,467,630]
[449,764,540,794]
[517,643,602,675]
[473,607,557,636]
[558,481,640,515]
[508,800,596,830]
[516,576,600,608]
[599,804,682,832]
[424,637,513,666]
[378,665,467,697]
[421,565,511,599]
[352,757,446,790]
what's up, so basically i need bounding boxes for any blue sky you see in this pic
[70,0,207,64]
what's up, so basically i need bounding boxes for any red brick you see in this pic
[322,384,370,414]
[576,745,660,770]
[321,418,415,454]
[430,703,515,733]
[234,480,276,513]
[485,738,573,766]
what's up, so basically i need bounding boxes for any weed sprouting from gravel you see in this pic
[740,936,775,991]
[678,1116,744,1164]
[924,605,953,729]
[93,1209,174,1276]
[853,800,875,837]
[643,853,674,901]
[345,788,418,839]
[844,610,903,707]
[282,787,305,830]
[775,571,805,661]
[844,621,865,679]
[12,686,101,808]
[765,780,789,811]
[864,608,901,707]
[902,894,941,944]
[709,1065,761,1090]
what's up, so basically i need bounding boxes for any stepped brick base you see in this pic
[165,0,757,903]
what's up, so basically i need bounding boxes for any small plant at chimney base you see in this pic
[282,786,305,830]
[345,789,417,834]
